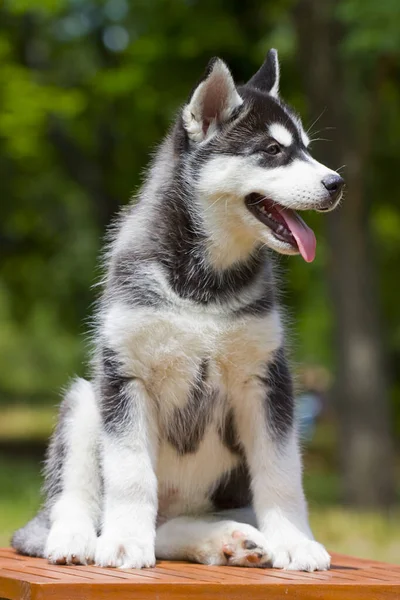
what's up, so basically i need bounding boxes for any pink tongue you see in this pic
[276,206,316,263]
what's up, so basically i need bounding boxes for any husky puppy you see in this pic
[12,50,343,572]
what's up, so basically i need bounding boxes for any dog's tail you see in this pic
[11,509,50,557]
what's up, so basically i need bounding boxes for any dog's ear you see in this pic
[182,58,243,142]
[247,49,280,97]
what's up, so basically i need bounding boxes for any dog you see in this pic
[12,49,344,572]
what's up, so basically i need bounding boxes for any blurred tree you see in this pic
[294,0,397,507]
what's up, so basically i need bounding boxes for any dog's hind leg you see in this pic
[43,378,101,565]
[155,510,272,567]
[12,378,101,563]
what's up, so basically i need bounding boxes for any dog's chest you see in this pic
[122,311,276,392]
[105,302,282,516]
[148,308,283,517]
[111,304,283,404]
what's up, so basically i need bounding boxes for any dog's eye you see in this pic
[265,143,281,156]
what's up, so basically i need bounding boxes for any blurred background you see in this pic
[0,0,399,562]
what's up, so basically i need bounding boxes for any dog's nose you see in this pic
[322,174,344,198]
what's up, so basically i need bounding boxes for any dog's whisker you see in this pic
[306,108,327,135]
[307,125,336,138]
[247,195,269,207]
[308,137,331,144]
[204,194,226,213]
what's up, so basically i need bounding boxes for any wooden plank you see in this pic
[0,577,31,600]
[27,582,400,600]
[0,548,399,600]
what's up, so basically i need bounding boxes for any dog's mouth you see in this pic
[245,193,316,262]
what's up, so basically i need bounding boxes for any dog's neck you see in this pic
[153,186,269,305]
[195,191,260,271]
[136,134,272,305]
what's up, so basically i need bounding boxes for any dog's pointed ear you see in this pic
[182,58,243,142]
[247,49,280,97]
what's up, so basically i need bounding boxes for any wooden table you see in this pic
[0,547,399,599]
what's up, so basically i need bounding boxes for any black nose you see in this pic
[322,174,344,198]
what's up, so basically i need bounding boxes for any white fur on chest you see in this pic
[103,302,283,408]
[156,426,239,519]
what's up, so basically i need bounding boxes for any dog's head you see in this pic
[179,50,344,263]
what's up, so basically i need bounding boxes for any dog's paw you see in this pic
[271,540,330,572]
[196,523,272,568]
[221,525,272,568]
[95,533,156,569]
[45,519,97,565]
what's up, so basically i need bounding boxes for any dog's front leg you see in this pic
[95,368,158,569]
[234,348,330,572]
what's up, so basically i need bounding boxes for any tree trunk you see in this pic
[293,0,394,507]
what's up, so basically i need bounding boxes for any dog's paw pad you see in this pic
[220,526,272,568]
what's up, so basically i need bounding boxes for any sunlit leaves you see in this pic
[338,0,400,55]
[5,0,67,16]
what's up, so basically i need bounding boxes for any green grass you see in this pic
[0,405,56,441]
[310,507,400,564]
[0,455,42,547]
[0,453,399,563]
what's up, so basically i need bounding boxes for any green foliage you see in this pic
[0,61,85,158]
[6,0,67,16]
[338,0,400,55]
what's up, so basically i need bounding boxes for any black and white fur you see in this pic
[12,50,343,572]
